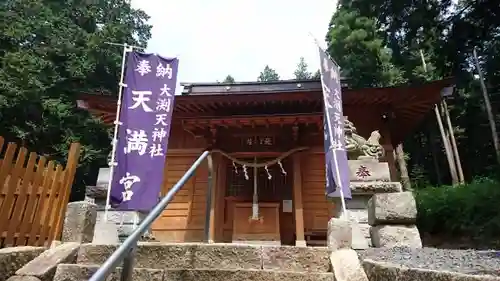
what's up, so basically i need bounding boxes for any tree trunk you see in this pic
[435,105,459,185]
[395,144,411,191]
[473,48,500,165]
[442,101,465,184]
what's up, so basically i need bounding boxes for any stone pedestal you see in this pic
[61,202,97,243]
[339,158,403,249]
[86,170,155,242]
[95,209,147,240]
[367,192,422,248]
[327,218,352,251]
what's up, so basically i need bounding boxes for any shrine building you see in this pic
[79,77,453,246]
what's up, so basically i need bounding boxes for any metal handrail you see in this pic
[89,150,212,281]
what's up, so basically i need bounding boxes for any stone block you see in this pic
[349,159,391,182]
[78,243,262,270]
[357,223,373,247]
[350,222,369,250]
[370,225,422,248]
[346,196,370,209]
[330,249,369,281]
[351,182,402,194]
[61,201,97,243]
[0,247,46,281]
[261,246,329,272]
[92,220,119,244]
[358,223,371,239]
[78,243,194,269]
[192,244,262,270]
[167,269,335,281]
[367,192,417,225]
[49,241,61,249]
[347,209,368,224]
[95,210,150,238]
[327,218,352,251]
[96,168,110,188]
[95,210,144,225]
[6,277,41,281]
[362,259,500,281]
[52,264,164,281]
[16,243,80,281]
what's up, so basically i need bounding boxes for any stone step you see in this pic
[77,243,330,272]
[53,264,335,281]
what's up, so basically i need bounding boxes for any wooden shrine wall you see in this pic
[151,123,210,242]
[300,150,334,232]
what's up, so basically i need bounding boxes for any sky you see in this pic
[130,0,337,87]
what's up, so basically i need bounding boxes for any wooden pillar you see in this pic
[214,156,226,242]
[209,157,218,243]
[292,153,306,247]
[205,154,218,243]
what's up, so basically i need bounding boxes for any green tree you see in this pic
[222,75,235,83]
[326,0,500,186]
[312,70,321,79]
[293,57,312,80]
[326,7,405,88]
[0,0,152,200]
[257,65,280,82]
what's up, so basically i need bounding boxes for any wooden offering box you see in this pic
[232,202,280,243]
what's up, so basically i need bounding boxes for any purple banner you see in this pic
[318,46,351,199]
[110,51,179,211]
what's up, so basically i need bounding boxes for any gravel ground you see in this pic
[357,247,500,276]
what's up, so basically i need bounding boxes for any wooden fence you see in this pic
[0,136,81,247]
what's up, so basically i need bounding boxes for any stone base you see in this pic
[350,222,369,250]
[94,209,151,241]
[295,240,307,247]
[367,192,417,225]
[62,202,97,243]
[92,220,119,244]
[330,249,369,281]
[370,225,422,248]
[232,240,281,246]
[327,218,352,251]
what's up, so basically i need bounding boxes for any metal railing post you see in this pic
[204,152,214,243]
[120,247,136,281]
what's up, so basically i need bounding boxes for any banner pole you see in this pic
[104,43,133,222]
[310,33,348,218]
[320,80,348,219]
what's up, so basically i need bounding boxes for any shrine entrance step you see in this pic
[53,243,334,281]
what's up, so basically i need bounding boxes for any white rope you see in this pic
[264,165,272,179]
[211,147,309,168]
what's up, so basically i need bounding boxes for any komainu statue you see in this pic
[344,117,385,160]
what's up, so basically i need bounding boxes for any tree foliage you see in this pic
[312,70,321,79]
[326,0,500,184]
[293,57,312,80]
[416,178,500,243]
[257,65,280,82]
[222,75,235,83]
[326,4,405,88]
[0,0,152,200]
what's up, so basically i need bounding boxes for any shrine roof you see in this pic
[78,77,455,144]
[180,78,349,95]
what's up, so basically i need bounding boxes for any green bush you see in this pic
[415,177,500,240]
